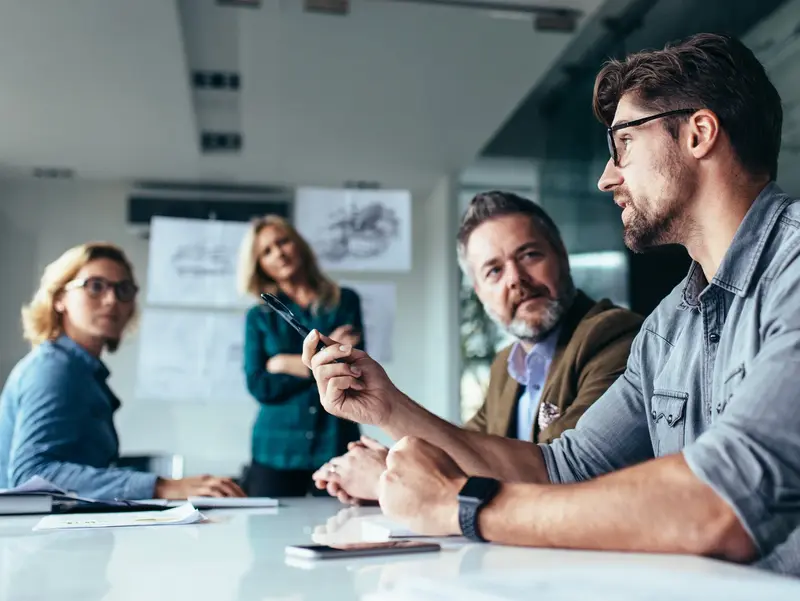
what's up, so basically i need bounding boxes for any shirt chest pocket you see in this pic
[650,390,689,457]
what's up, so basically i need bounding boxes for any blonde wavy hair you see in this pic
[21,242,138,351]
[237,215,340,310]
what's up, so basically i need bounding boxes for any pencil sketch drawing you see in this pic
[170,243,235,276]
[315,202,400,263]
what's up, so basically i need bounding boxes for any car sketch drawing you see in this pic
[171,243,234,276]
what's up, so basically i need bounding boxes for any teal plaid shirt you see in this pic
[243,287,363,470]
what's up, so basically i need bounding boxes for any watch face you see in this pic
[458,477,500,502]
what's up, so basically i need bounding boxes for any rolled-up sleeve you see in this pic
[540,328,654,483]
[683,269,800,557]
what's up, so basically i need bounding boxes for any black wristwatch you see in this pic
[457,476,501,542]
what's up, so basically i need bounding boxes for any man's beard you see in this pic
[486,277,575,345]
[620,197,685,253]
[617,149,694,253]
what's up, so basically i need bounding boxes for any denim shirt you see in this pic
[0,336,157,499]
[540,183,800,575]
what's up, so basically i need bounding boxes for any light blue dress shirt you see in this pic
[506,327,560,441]
[0,335,157,499]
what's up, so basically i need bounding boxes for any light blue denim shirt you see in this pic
[0,335,157,499]
[540,182,800,575]
[506,327,560,441]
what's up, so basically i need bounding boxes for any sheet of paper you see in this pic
[0,476,66,496]
[146,216,251,308]
[338,281,396,362]
[135,308,250,402]
[295,187,412,272]
[32,502,204,531]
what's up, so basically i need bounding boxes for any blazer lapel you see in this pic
[495,372,522,437]
[534,290,595,440]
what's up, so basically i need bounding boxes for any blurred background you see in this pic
[1,0,798,475]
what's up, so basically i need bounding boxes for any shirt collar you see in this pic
[680,182,792,307]
[52,335,110,381]
[506,326,560,385]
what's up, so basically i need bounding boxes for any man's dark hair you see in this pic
[456,191,566,278]
[593,33,783,180]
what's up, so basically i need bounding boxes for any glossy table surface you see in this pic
[1,497,798,600]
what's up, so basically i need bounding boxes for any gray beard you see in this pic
[486,295,570,345]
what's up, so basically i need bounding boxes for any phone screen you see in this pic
[285,540,441,560]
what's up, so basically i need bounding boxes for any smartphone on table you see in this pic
[285,540,441,560]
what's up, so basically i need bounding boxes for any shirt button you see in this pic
[709,333,720,344]
[651,410,657,420]
[666,415,673,424]
[309,406,318,415]
[716,403,722,413]
[305,431,314,440]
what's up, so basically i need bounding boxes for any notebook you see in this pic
[137,496,279,509]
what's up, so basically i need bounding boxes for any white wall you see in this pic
[0,176,460,476]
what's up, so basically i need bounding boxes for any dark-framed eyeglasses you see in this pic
[64,276,139,302]
[607,108,701,166]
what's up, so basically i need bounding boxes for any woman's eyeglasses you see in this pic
[607,108,700,166]
[64,277,139,303]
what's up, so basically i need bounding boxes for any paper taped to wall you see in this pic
[295,188,412,272]
[338,281,396,362]
[135,308,249,402]
[146,216,250,308]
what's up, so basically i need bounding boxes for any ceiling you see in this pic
[0,0,606,193]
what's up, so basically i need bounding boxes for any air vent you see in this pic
[200,132,243,153]
[217,0,261,7]
[32,167,75,179]
[305,0,349,16]
[193,71,241,91]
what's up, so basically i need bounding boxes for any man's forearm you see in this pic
[478,454,756,562]
[382,394,549,483]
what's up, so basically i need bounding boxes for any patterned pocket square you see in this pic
[538,401,561,431]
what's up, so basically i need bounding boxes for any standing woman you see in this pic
[238,215,364,497]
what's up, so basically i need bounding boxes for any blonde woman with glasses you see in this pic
[238,215,364,497]
[0,242,245,500]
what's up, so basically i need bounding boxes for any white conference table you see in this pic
[0,497,799,600]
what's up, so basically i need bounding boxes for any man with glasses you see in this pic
[301,33,800,573]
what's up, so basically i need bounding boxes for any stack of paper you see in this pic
[33,502,205,531]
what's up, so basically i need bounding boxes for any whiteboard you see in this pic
[146,217,251,308]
